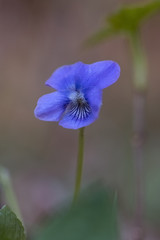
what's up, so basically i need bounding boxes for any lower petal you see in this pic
[34,91,67,121]
[59,111,98,129]
[59,89,102,129]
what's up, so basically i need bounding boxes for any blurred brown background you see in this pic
[0,0,160,238]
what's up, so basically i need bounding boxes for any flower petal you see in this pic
[59,89,102,129]
[45,61,120,92]
[34,91,68,121]
[86,60,120,89]
[45,62,88,90]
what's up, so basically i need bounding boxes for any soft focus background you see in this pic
[0,0,160,238]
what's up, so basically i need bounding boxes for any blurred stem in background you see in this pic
[72,127,85,205]
[130,31,147,240]
[0,166,23,223]
[87,1,160,239]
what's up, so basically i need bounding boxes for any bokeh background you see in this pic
[0,0,160,238]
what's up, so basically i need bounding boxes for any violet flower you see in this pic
[34,61,120,129]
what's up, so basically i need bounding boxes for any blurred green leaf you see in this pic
[0,205,25,240]
[34,186,118,240]
[87,0,160,45]
[86,27,116,46]
[107,1,160,33]
[0,166,23,222]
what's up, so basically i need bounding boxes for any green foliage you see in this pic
[34,186,118,240]
[87,1,160,45]
[0,166,23,222]
[0,205,25,240]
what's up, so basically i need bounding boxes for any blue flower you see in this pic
[34,61,120,129]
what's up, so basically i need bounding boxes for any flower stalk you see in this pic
[130,31,147,92]
[72,127,85,204]
[130,31,147,240]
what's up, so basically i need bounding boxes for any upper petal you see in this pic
[45,61,120,91]
[45,62,88,90]
[34,91,68,121]
[86,60,120,89]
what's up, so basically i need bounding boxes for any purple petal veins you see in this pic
[34,61,120,129]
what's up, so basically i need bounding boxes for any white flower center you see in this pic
[65,90,91,121]
[69,91,85,103]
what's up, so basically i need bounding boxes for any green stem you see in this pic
[72,127,85,205]
[0,166,23,223]
[130,30,147,92]
[130,30,148,240]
